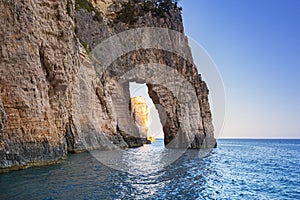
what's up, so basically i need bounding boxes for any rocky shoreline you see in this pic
[0,0,216,172]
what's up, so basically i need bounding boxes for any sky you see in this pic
[130,82,165,139]
[180,0,300,138]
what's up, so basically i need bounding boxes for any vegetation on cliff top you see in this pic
[115,0,182,24]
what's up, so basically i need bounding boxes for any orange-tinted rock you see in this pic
[130,96,149,137]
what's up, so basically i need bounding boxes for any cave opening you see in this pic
[129,82,164,144]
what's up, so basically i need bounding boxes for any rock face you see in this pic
[130,96,149,137]
[0,0,216,171]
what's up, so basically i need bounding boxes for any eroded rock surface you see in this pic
[0,0,216,171]
[130,96,149,136]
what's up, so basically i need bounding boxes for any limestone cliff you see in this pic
[130,96,149,137]
[0,0,216,171]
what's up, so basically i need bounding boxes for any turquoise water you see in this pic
[0,139,300,199]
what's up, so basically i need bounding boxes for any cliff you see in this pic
[0,0,216,172]
[130,96,149,137]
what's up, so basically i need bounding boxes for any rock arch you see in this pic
[103,49,216,149]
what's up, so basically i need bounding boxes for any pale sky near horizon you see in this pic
[130,0,300,139]
[180,0,300,138]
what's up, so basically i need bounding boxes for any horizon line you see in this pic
[217,137,300,139]
[153,137,300,140]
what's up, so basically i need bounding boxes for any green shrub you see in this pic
[80,41,90,53]
[66,1,71,17]
[114,0,181,24]
[116,3,138,24]
[75,0,103,22]
[75,0,94,12]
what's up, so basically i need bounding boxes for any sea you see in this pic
[0,139,299,199]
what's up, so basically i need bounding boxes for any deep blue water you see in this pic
[0,139,300,199]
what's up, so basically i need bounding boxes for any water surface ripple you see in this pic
[0,139,299,199]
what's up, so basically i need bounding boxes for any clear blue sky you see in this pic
[180,0,300,138]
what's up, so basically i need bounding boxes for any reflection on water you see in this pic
[0,139,300,199]
[90,139,187,175]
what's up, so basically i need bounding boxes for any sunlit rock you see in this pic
[0,0,216,172]
[130,96,149,137]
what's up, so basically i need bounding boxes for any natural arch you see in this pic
[98,44,216,149]
[106,60,203,148]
